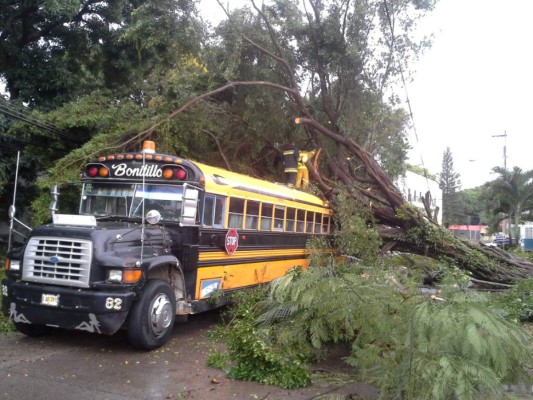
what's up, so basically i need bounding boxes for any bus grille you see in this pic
[22,237,92,288]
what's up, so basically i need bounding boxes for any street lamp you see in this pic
[491,131,507,170]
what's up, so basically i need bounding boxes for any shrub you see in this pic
[0,255,15,333]
[207,193,532,398]
[207,287,311,388]
[494,278,533,323]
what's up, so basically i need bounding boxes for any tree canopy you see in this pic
[0,0,200,107]
[1,0,435,211]
[438,146,463,226]
[2,0,532,283]
[481,167,533,242]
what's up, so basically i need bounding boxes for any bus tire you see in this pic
[127,279,176,350]
[14,321,52,337]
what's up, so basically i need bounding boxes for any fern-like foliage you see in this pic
[209,193,532,398]
[377,291,530,400]
[257,262,531,399]
[208,287,312,389]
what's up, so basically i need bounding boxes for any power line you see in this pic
[0,97,81,142]
[0,104,77,140]
[382,1,432,189]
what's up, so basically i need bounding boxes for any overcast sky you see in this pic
[406,0,533,188]
[202,0,533,189]
[4,1,528,190]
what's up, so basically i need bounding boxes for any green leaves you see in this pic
[481,167,533,243]
[208,287,311,388]
[208,198,531,398]
[398,294,531,400]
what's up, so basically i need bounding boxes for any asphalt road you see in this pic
[0,311,378,400]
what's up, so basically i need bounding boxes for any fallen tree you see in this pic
[127,0,532,284]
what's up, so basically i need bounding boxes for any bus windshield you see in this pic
[80,182,184,221]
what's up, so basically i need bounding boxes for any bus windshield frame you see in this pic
[80,182,184,221]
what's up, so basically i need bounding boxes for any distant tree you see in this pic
[482,167,533,244]
[439,147,463,226]
[460,187,486,225]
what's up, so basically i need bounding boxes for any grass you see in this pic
[0,251,15,333]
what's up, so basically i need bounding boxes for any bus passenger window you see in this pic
[202,196,215,226]
[229,198,245,229]
[323,215,330,233]
[306,212,315,233]
[260,203,273,230]
[296,209,305,232]
[314,213,322,233]
[214,197,225,227]
[274,206,285,231]
[286,208,296,232]
[245,200,259,230]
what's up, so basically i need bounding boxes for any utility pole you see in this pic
[491,131,509,241]
[492,131,507,170]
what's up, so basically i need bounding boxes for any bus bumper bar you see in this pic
[2,279,136,335]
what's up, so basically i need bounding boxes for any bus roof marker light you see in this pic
[162,167,174,180]
[175,168,187,180]
[142,141,156,154]
[99,166,110,177]
[87,166,98,177]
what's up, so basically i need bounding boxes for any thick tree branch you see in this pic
[137,81,298,139]
[202,129,232,171]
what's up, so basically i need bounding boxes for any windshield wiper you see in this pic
[95,214,137,221]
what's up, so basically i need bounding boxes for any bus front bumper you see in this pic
[2,279,136,335]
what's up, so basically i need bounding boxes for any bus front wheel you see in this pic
[127,280,176,350]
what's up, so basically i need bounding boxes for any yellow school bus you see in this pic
[3,141,332,350]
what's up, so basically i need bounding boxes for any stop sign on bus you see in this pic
[225,228,239,255]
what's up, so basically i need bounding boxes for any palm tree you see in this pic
[484,167,533,245]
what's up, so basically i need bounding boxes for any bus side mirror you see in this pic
[181,187,198,226]
[49,185,59,215]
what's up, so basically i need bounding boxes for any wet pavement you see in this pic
[0,311,378,400]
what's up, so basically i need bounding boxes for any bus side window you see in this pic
[314,213,322,233]
[214,197,225,227]
[286,207,296,232]
[323,214,330,234]
[245,200,259,230]
[202,195,215,227]
[296,209,305,232]
[306,212,315,233]
[229,198,245,229]
[260,203,273,230]
[274,206,285,231]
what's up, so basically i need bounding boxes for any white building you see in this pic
[395,170,442,225]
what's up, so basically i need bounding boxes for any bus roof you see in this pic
[192,161,329,209]
[83,142,330,210]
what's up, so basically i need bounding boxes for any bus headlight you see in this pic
[6,259,20,271]
[107,269,123,283]
[107,269,142,283]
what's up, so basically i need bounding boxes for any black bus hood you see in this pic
[29,221,174,268]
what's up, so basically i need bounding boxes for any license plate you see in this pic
[41,293,60,307]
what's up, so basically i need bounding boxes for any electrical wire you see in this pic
[0,97,81,142]
[382,1,433,191]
